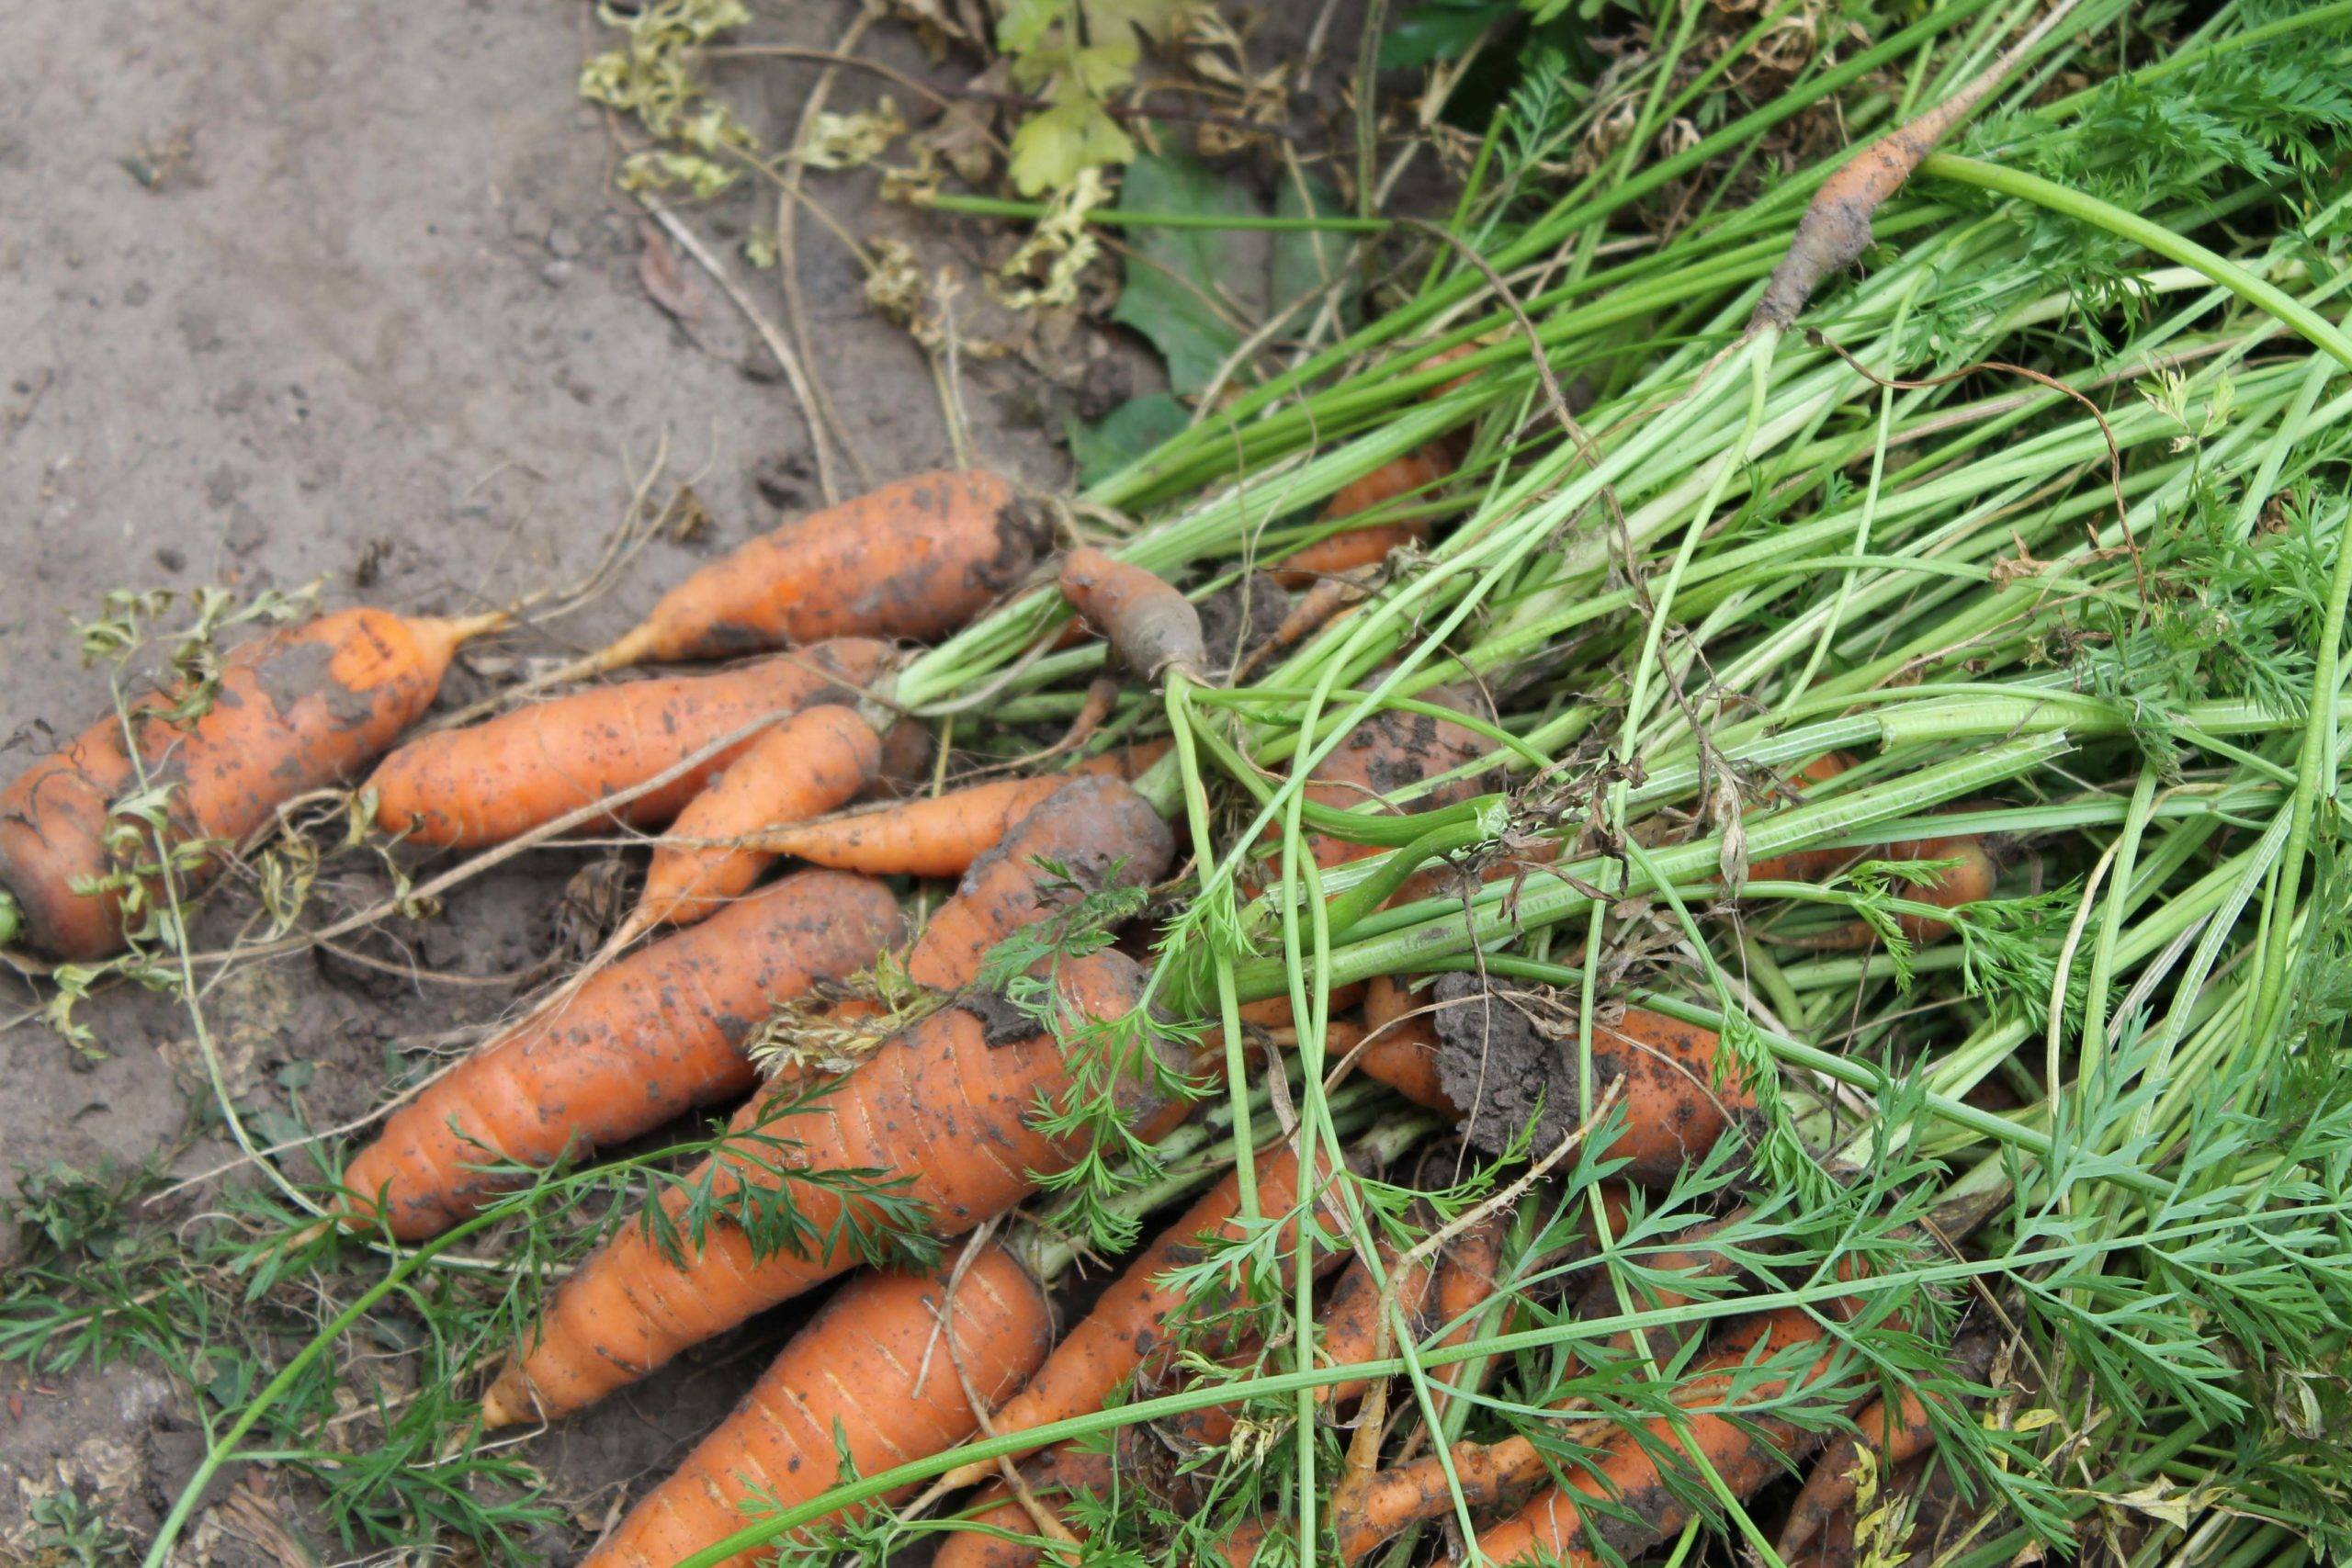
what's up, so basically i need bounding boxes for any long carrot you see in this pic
[336,868,902,1240]
[0,606,504,960]
[367,639,891,850]
[571,469,1045,679]
[618,703,882,938]
[1058,547,1207,683]
[582,1243,1055,1568]
[744,775,1072,880]
[1354,976,1456,1111]
[930,1144,1321,1498]
[480,957,1187,1427]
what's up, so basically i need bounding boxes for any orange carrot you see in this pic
[933,1446,1116,1568]
[1751,3,2085,331]
[1458,1305,1843,1566]
[1070,738,1173,781]
[904,776,1173,990]
[1354,976,1456,1111]
[579,470,1045,676]
[337,868,902,1239]
[1794,830,2000,951]
[582,1244,1054,1568]
[745,775,1071,880]
[480,945,1192,1428]
[1299,688,1494,871]
[1778,1322,1997,1559]
[367,639,891,850]
[1739,751,1860,885]
[1275,444,1457,587]
[620,704,882,937]
[0,607,503,960]
[932,1143,1323,1497]
[1435,998,1753,1189]
[1058,547,1207,683]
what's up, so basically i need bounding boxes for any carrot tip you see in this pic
[479,1365,535,1431]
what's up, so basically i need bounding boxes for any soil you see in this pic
[0,0,1075,1556]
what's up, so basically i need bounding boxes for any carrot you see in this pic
[1795,830,2001,951]
[904,775,1173,990]
[1299,687,1495,871]
[1070,738,1173,780]
[744,775,1071,880]
[336,867,902,1240]
[1434,995,1753,1188]
[1354,976,1456,1111]
[934,1445,1115,1568]
[617,704,882,938]
[1459,1304,1844,1566]
[367,638,891,850]
[1750,0,2085,331]
[1778,1321,1998,1560]
[582,1243,1054,1568]
[1738,751,1861,885]
[572,470,1045,679]
[1423,1213,1508,1423]
[0,606,504,961]
[1058,547,1207,683]
[480,946,1193,1428]
[1274,443,1458,587]
[930,1142,1323,1498]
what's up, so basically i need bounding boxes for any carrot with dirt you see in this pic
[902,775,1174,990]
[551,470,1044,686]
[1433,988,1755,1188]
[582,1242,1055,1568]
[1777,829,2001,952]
[1750,0,2085,331]
[335,867,902,1240]
[611,703,882,940]
[480,944,1192,1427]
[0,605,506,961]
[367,637,891,849]
[1059,547,1208,684]
[481,784,1175,1427]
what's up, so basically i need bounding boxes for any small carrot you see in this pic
[743,774,1071,880]
[481,952,1191,1427]
[1299,687,1495,871]
[1750,1,2085,331]
[1058,547,1208,683]
[367,638,891,850]
[1070,738,1173,781]
[1738,751,1861,886]
[0,606,504,961]
[1778,1321,1998,1560]
[1274,443,1458,587]
[571,470,1045,679]
[337,868,902,1240]
[1793,830,2001,951]
[582,1243,1054,1568]
[617,704,882,939]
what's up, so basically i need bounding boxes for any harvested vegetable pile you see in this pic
[10,4,2352,1567]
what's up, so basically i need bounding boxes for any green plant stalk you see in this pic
[1168,677,1259,1221]
[0,889,17,951]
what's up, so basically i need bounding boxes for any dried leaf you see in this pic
[794,97,909,169]
[635,219,707,328]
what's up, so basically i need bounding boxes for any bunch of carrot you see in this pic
[23,8,2352,1568]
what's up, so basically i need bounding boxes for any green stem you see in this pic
[915,192,1392,232]
[0,888,17,952]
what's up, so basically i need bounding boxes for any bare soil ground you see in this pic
[0,0,1075,1556]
